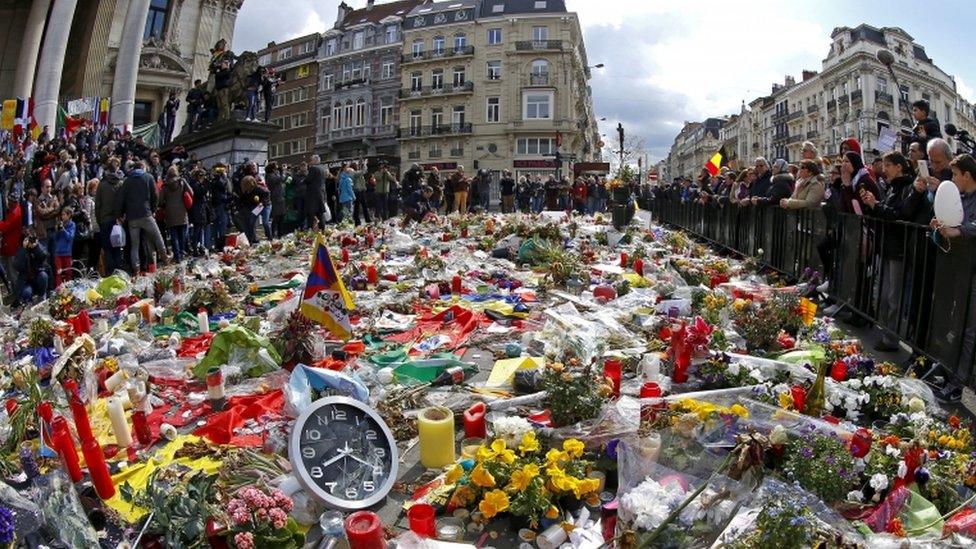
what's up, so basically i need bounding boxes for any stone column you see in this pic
[109,0,152,127]
[33,0,78,132]
[13,0,52,99]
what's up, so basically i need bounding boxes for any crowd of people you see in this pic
[649,99,976,397]
[0,121,625,309]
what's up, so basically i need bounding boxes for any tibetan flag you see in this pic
[0,100,14,130]
[705,151,722,177]
[300,233,355,340]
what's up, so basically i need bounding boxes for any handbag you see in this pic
[182,182,193,210]
[110,223,126,248]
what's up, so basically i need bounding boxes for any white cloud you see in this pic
[957,75,975,103]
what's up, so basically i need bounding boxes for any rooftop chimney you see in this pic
[336,2,353,28]
[367,0,375,10]
[802,70,818,81]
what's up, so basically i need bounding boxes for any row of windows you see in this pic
[324,26,401,56]
[269,138,310,159]
[407,59,549,88]
[400,92,552,126]
[258,40,317,66]
[321,102,397,132]
[408,26,549,54]
[270,112,310,131]
[516,138,556,155]
[273,87,311,108]
[404,140,466,159]
[322,60,397,90]
[408,106,467,128]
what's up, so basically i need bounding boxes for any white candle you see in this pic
[641,353,661,382]
[536,522,568,549]
[53,335,64,354]
[197,309,210,334]
[104,370,127,393]
[107,397,132,448]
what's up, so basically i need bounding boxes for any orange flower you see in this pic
[883,435,900,447]
[949,415,962,429]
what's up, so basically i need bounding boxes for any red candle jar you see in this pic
[37,401,55,449]
[790,386,807,413]
[604,358,622,398]
[672,344,691,384]
[451,274,462,295]
[639,382,662,425]
[4,399,16,416]
[407,503,436,538]
[619,252,628,268]
[345,511,384,549]
[132,410,152,446]
[341,248,350,263]
[849,427,873,459]
[463,402,487,439]
[63,379,95,444]
[830,360,847,382]
[634,257,644,276]
[50,416,83,482]
[81,437,115,499]
[366,265,378,285]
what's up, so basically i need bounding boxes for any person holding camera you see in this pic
[12,230,50,307]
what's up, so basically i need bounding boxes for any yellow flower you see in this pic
[729,404,749,419]
[778,392,794,410]
[546,448,568,466]
[490,439,516,464]
[445,464,463,484]
[451,485,476,507]
[560,521,576,533]
[471,464,496,488]
[518,431,540,455]
[545,505,561,519]
[478,489,510,519]
[563,439,585,459]
[509,463,540,491]
[573,477,601,498]
[476,444,494,463]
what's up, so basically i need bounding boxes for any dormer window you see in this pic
[492,3,504,13]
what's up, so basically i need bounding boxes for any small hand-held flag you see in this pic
[300,234,355,340]
[704,151,723,177]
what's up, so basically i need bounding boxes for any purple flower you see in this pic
[800,447,814,459]
[0,505,13,544]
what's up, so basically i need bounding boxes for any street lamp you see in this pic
[589,63,605,69]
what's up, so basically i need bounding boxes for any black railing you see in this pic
[876,91,894,104]
[334,77,368,90]
[807,104,818,114]
[648,197,976,389]
[401,46,475,64]
[399,123,473,138]
[398,81,474,99]
[515,40,564,51]
[827,99,837,109]
[851,89,863,102]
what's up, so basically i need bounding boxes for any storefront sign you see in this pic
[513,160,557,169]
[573,162,611,175]
[421,162,458,171]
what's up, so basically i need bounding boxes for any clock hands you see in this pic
[320,449,348,469]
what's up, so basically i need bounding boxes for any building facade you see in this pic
[314,0,425,170]
[397,0,600,184]
[258,33,319,167]
[0,0,242,133]
[665,24,976,179]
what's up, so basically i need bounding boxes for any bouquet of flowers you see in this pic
[541,360,611,427]
[224,486,305,549]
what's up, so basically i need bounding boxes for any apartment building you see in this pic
[257,33,320,167]
[397,0,600,185]
[314,0,426,171]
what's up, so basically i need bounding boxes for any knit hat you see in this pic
[841,137,862,157]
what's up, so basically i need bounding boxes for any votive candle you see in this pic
[418,406,456,468]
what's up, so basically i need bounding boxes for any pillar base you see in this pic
[166,119,279,168]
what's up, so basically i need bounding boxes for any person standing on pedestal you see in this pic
[262,69,281,123]
[163,92,180,144]
[214,60,233,121]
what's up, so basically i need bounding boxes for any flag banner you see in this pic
[67,97,96,116]
[0,100,14,130]
[13,98,27,137]
[300,234,355,340]
[705,151,723,177]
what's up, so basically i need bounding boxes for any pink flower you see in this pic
[234,532,255,549]
[259,494,275,509]
[255,508,269,523]
[231,507,250,526]
[269,508,288,529]
[272,490,293,512]
[241,488,263,509]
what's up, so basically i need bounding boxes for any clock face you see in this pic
[289,396,399,510]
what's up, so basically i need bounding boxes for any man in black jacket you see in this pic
[749,157,772,199]
[909,100,941,159]
[302,155,329,229]
[12,230,50,306]
[121,160,168,273]
[402,163,423,196]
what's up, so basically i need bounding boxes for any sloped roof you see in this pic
[341,0,427,29]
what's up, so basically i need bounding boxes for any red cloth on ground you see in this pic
[385,304,490,349]
[193,390,285,446]
[178,333,216,358]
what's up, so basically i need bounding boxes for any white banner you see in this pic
[67,97,96,116]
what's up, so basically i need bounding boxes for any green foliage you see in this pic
[121,470,217,549]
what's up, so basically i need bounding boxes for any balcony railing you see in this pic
[827,99,837,109]
[851,89,863,102]
[806,130,818,139]
[837,93,849,104]
[408,150,421,159]
[528,73,551,86]
[788,110,803,121]
[787,134,803,144]
[450,148,464,157]
[876,90,893,104]
[401,46,475,65]
[807,104,818,114]
[515,40,564,52]
[334,77,369,91]
[399,123,473,138]
[429,149,442,159]
[373,124,397,136]
[399,81,474,99]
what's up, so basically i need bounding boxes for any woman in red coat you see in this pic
[0,200,23,292]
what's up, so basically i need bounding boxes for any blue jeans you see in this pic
[169,225,187,262]
[190,223,210,252]
[531,195,544,213]
[99,220,124,274]
[244,212,259,244]
[260,205,272,239]
[16,270,48,304]
[213,206,229,250]
[246,90,259,120]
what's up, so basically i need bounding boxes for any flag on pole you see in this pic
[27,97,40,139]
[300,234,355,340]
[13,98,27,137]
[57,105,84,137]
[0,100,15,130]
[704,151,723,177]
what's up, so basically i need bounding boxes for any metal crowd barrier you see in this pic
[647,196,976,389]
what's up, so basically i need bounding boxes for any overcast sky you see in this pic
[234,0,976,163]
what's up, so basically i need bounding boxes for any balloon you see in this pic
[934,180,964,227]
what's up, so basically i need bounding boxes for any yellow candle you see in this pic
[418,406,456,468]
[107,397,132,448]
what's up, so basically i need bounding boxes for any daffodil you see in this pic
[729,404,749,419]
[545,505,561,519]
[471,463,496,488]
[546,448,568,465]
[518,431,540,454]
[478,489,510,519]
[490,439,516,464]
[563,439,585,459]
[445,464,464,484]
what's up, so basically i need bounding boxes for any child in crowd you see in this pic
[53,206,76,287]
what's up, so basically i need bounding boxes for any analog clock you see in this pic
[289,396,399,510]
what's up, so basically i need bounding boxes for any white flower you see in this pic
[620,477,688,531]
[845,408,860,422]
[491,416,532,447]
[869,473,888,492]
[897,460,908,479]
[846,378,863,390]
[772,383,790,395]
[847,490,865,503]
[769,424,788,446]
[907,397,926,413]
[726,363,741,377]
[885,445,901,458]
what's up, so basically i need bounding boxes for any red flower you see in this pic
[949,415,962,429]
